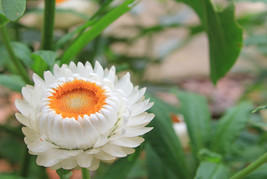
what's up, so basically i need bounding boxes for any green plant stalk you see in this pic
[19,144,31,177]
[0,26,32,84]
[82,168,90,179]
[41,0,55,50]
[230,152,267,179]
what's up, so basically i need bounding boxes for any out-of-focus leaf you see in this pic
[0,42,32,67]
[145,94,190,179]
[245,163,267,179]
[12,42,32,67]
[0,74,25,91]
[173,90,211,156]
[0,136,23,163]
[146,143,177,179]
[0,14,8,26]
[198,148,223,163]
[56,169,72,179]
[60,0,137,65]
[194,161,230,179]
[0,174,24,179]
[211,102,253,154]
[175,0,243,84]
[0,0,26,21]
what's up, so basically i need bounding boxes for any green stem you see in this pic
[0,26,32,84]
[41,0,55,50]
[82,168,90,179]
[19,144,31,177]
[230,152,267,179]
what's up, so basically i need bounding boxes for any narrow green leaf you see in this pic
[211,102,253,154]
[175,0,243,84]
[60,0,136,65]
[0,0,26,21]
[195,161,230,179]
[0,74,26,91]
[173,90,211,156]
[145,94,190,179]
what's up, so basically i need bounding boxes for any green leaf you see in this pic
[175,0,243,84]
[173,90,211,156]
[0,74,26,91]
[0,0,26,21]
[56,168,72,179]
[211,102,253,154]
[146,143,177,179]
[194,161,230,179]
[31,50,57,76]
[145,94,190,179]
[33,50,57,68]
[60,0,136,65]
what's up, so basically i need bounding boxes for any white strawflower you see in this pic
[15,61,154,170]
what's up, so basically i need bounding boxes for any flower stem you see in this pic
[19,144,31,177]
[82,168,90,179]
[230,152,267,179]
[0,26,32,84]
[41,0,55,50]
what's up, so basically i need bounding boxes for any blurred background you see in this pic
[0,0,267,178]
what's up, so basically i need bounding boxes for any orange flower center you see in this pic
[56,0,67,4]
[49,80,106,120]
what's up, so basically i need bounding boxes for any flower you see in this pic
[15,61,154,170]
[19,0,98,29]
[172,114,189,150]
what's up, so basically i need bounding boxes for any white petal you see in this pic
[110,137,144,148]
[61,158,78,170]
[128,87,146,105]
[44,71,57,86]
[21,85,33,104]
[94,61,104,79]
[32,73,46,88]
[76,153,93,168]
[105,66,116,83]
[15,113,30,127]
[94,151,116,161]
[15,99,31,117]
[88,158,100,171]
[115,73,133,97]
[36,149,82,167]
[124,127,153,137]
[128,113,154,127]
[131,100,154,116]
[102,143,128,157]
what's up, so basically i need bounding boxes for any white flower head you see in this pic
[15,61,154,170]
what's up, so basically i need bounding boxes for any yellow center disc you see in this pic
[49,80,106,119]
